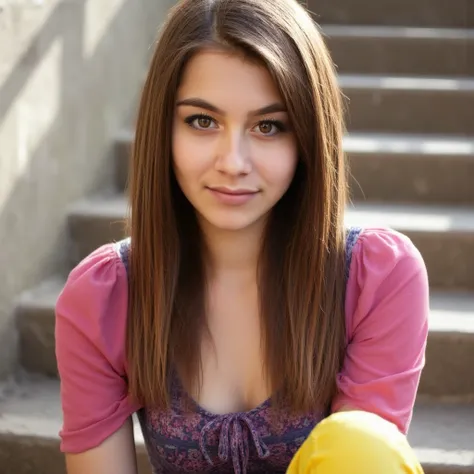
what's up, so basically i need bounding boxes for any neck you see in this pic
[200,219,265,278]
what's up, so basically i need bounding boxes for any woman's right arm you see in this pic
[55,244,141,474]
[65,418,138,474]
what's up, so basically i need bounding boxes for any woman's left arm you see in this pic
[332,228,430,434]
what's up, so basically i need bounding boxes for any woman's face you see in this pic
[173,49,298,232]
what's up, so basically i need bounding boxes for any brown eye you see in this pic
[255,120,286,136]
[258,122,274,135]
[185,114,217,130]
[197,116,212,128]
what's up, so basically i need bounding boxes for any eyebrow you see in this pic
[176,98,287,116]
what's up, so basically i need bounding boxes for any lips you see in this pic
[208,187,258,195]
[206,186,259,205]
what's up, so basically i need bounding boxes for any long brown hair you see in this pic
[126,0,348,413]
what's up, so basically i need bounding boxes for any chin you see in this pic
[200,211,265,232]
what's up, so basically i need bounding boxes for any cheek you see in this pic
[272,160,297,190]
[172,129,209,185]
[258,145,298,191]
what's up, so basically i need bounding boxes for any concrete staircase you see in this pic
[2,1,474,472]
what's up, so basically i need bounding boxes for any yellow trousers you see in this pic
[287,411,424,473]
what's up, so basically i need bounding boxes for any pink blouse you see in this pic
[55,227,429,472]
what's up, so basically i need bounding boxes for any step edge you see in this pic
[321,24,474,40]
[339,74,474,92]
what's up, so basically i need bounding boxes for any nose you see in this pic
[214,130,251,176]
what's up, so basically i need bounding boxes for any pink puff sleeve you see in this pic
[55,243,141,453]
[332,228,429,434]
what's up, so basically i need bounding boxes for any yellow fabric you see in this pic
[287,411,424,474]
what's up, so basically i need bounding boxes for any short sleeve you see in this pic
[332,228,429,434]
[55,244,141,453]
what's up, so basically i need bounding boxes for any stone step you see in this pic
[0,378,151,474]
[115,132,474,205]
[345,133,474,205]
[16,277,474,399]
[67,194,474,290]
[422,291,474,399]
[16,278,63,378]
[309,0,473,28]
[0,377,472,474]
[67,193,127,265]
[346,133,474,205]
[323,25,474,77]
[115,129,133,192]
[340,75,474,135]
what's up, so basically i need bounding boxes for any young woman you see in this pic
[55,0,429,473]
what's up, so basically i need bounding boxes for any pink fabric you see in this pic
[55,246,140,452]
[331,228,429,433]
[55,227,429,453]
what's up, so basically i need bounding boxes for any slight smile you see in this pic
[206,186,260,205]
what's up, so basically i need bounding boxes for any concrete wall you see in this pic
[0,0,174,377]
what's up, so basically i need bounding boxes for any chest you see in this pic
[194,279,269,414]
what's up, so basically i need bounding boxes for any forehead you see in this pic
[177,49,284,109]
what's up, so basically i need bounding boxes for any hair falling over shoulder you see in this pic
[125,0,348,414]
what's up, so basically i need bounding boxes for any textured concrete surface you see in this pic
[340,75,474,135]
[344,133,474,205]
[67,193,127,265]
[0,0,175,377]
[421,292,474,399]
[323,25,474,77]
[0,377,472,474]
[345,202,474,233]
[16,278,64,377]
[0,377,152,474]
[114,128,134,194]
[310,0,474,28]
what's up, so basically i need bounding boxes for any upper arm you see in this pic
[65,418,138,474]
[55,244,140,455]
[332,228,429,433]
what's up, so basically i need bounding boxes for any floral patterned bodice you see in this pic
[137,372,326,473]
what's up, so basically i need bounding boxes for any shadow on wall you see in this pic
[0,0,170,377]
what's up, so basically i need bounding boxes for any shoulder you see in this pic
[351,227,424,270]
[348,226,426,287]
[64,241,128,286]
[345,227,429,339]
[55,241,130,370]
[59,240,129,306]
